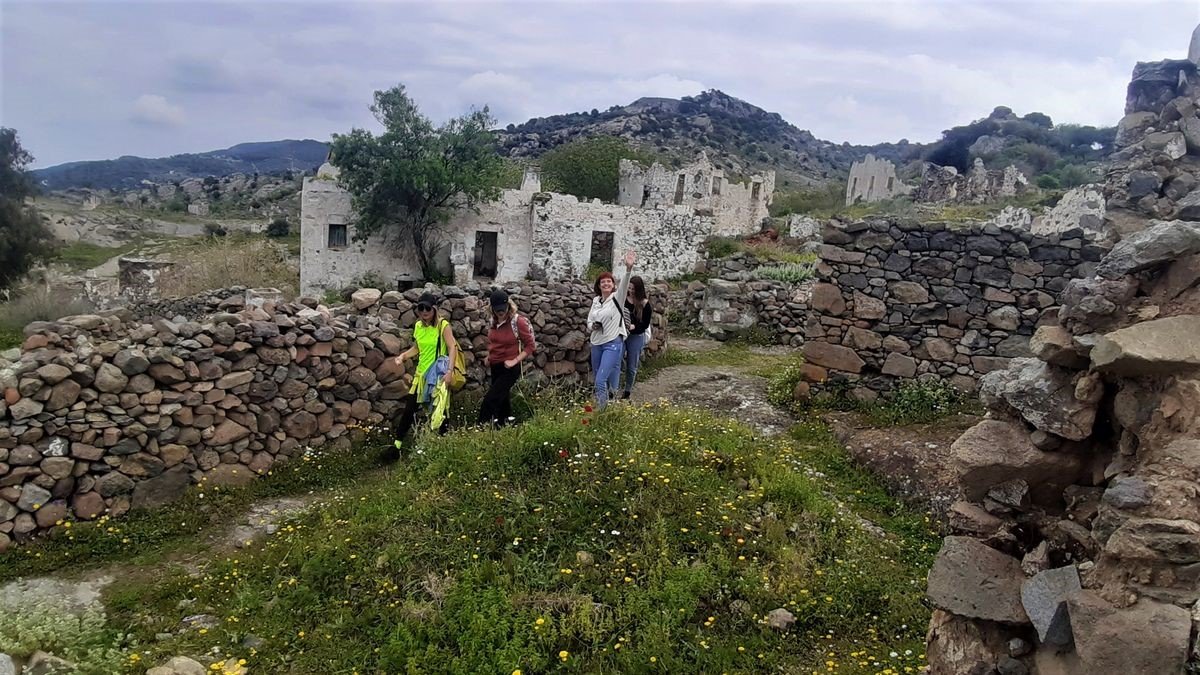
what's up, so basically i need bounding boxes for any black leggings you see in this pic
[391,393,449,440]
[478,363,521,428]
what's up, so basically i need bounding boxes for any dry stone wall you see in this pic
[802,218,1107,396]
[0,282,666,549]
[924,219,1200,674]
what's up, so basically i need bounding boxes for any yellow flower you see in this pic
[558,650,570,661]
[535,617,545,625]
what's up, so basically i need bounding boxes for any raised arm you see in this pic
[615,250,636,305]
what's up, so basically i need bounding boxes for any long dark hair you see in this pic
[629,276,647,303]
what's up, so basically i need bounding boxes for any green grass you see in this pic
[0,326,20,351]
[89,403,935,674]
[0,433,389,583]
[636,340,794,383]
[52,240,143,271]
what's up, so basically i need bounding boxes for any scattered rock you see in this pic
[926,536,1029,624]
[767,607,795,630]
[1091,315,1200,376]
[1021,566,1081,646]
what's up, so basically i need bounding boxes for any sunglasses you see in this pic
[416,304,433,312]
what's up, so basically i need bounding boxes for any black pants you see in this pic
[478,362,521,428]
[391,393,449,442]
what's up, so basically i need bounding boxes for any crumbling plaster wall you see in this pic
[617,155,774,235]
[299,165,418,297]
[528,194,712,281]
[845,154,910,205]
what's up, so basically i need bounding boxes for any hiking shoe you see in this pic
[621,390,631,400]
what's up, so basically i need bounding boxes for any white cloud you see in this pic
[130,94,185,127]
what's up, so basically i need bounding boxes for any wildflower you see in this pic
[559,650,570,662]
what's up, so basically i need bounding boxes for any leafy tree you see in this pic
[540,136,654,202]
[1036,174,1062,190]
[1022,111,1054,128]
[0,128,54,289]
[330,84,505,279]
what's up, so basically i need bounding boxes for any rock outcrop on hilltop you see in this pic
[925,35,1200,674]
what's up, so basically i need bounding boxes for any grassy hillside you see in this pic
[1,393,937,674]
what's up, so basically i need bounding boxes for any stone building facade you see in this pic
[300,155,773,297]
[845,154,911,205]
[616,154,774,235]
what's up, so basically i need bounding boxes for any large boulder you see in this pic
[1091,316,1200,376]
[1095,220,1200,280]
[979,358,1101,441]
[951,419,1086,503]
[926,536,1029,624]
[803,342,865,374]
[1067,592,1190,673]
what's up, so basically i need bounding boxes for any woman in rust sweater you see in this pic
[478,289,537,428]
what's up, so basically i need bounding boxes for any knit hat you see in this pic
[489,289,509,311]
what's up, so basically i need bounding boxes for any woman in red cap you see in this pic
[587,250,636,410]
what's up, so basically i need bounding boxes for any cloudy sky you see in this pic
[2,0,1197,168]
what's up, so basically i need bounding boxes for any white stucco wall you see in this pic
[300,164,421,297]
[302,160,745,291]
[618,155,773,236]
[528,194,712,281]
[845,154,910,205]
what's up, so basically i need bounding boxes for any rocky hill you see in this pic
[498,89,919,187]
[32,139,329,191]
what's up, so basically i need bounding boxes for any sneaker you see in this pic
[383,440,402,463]
[621,391,631,400]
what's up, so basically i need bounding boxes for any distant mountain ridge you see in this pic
[32,139,330,191]
[497,89,919,187]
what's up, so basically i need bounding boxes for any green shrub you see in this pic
[766,358,806,408]
[0,599,128,673]
[865,379,972,426]
[203,223,227,237]
[1036,174,1061,190]
[266,218,291,238]
[755,261,816,284]
[704,236,738,258]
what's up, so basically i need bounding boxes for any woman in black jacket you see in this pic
[620,276,652,399]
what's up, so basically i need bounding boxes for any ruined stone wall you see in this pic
[0,282,667,550]
[299,166,418,297]
[528,193,713,282]
[925,219,1200,674]
[672,278,810,345]
[802,218,1105,396]
[616,156,774,236]
[845,154,910,205]
[916,160,1029,205]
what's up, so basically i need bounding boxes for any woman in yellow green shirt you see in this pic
[388,292,459,458]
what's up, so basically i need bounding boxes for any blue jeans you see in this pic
[591,337,624,410]
[623,332,647,394]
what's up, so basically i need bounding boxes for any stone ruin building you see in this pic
[300,154,774,296]
[845,153,1030,206]
[845,154,911,205]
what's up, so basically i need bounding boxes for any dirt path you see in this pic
[630,337,799,436]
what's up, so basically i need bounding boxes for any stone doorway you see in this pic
[589,231,614,271]
[473,231,498,279]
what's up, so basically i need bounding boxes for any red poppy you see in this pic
[558,449,569,458]
[581,419,590,425]
[583,404,593,413]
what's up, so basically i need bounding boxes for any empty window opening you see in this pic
[472,231,498,279]
[751,182,761,201]
[589,231,614,270]
[328,223,348,249]
[851,177,858,195]
[867,175,876,198]
[887,176,895,192]
[712,177,722,196]
[673,174,686,205]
